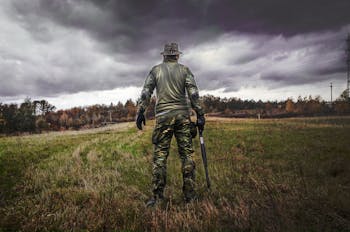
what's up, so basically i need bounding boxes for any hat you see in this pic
[161,42,182,55]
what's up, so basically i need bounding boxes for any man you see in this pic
[136,42,205,207]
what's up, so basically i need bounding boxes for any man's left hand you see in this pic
[197,114,205,132]
[136,112,146,130]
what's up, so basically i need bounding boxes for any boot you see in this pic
[145,193,164,208]
[184,189,197,204]
[184,195,197,204]
[146,197,157,207]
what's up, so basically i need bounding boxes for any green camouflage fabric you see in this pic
[152,113,196,200]
[137,59,204,116]
[137,57,203,200]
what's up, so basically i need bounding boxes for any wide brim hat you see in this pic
[161,42,182,55]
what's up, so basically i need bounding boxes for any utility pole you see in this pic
[346,33,350,100]
[330,82,333,104]
[108,110,112,122]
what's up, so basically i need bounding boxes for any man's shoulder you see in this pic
[176,62,187,68]
[178,63,193,75]
[150,64,162,73]
[151,62,192,74]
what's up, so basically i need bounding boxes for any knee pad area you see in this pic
[182,159,195,176]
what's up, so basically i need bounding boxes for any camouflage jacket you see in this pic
[138,60,204,117]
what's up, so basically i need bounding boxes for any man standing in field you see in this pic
[136,43,205,207]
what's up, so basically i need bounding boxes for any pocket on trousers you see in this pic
[190,122,197,138]
[152,128,160,144]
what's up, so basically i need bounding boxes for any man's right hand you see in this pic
[196,114,205,132]
[136,112,146,130]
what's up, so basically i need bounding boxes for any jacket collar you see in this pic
[163,57,178,63]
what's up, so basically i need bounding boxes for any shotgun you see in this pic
[198,128,211,189]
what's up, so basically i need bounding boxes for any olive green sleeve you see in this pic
[137,69,156,114]
[184,67,204,116]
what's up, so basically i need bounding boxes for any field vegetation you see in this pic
[1,117,350,231]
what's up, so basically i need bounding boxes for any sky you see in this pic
[0,0,350,109]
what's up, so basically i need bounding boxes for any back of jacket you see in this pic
[138,60,204,117]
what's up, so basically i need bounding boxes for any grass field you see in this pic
[1,117,350,231]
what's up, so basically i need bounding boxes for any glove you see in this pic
[136,112,146,130]
[196,114,205,132]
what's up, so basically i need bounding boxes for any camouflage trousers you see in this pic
[151,112,196,200]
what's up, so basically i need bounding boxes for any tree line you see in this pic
[0,98,156,134]
[0,94,349,134]
[202,94,350,118]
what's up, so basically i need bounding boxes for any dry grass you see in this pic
[1,117,350,231]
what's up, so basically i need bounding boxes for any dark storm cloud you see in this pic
[1,0,350,100]
[11,0,350,53]
[180,27,349,92]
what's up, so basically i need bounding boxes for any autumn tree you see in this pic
[59,111,69,129]
[34,100,56,116]
[36,117,49,132]
[125,99,136,119]
[285,99,295,113]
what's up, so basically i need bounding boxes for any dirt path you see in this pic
[15,122,134,139]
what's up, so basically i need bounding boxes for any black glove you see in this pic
[136,112,146,130]
[196,114,205,132]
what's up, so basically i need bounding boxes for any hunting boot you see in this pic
[146,193,164,207]
[184,191,197,204]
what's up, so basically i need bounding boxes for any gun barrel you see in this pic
[199,130,211,189]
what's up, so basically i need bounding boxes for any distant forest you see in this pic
[1,94,349,134]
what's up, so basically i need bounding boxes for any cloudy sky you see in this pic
[1,0,349,109]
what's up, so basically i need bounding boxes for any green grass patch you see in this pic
[0,117,349,231]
